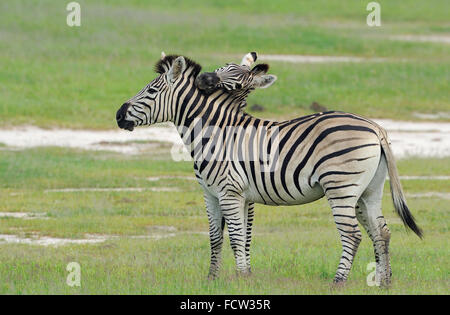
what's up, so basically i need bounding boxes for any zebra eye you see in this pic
[148,88,158,94]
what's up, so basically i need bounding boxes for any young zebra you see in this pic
[116,52,422,287]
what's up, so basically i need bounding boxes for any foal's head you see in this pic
[195,52,277,97]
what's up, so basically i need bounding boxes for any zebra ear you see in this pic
[240,52,257,67]
[167,56,186,83]
[252,74,277,89]
[251,64,269,76]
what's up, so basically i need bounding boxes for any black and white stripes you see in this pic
[116,53,422,286]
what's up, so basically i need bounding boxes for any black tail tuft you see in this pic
[399,200,423,239]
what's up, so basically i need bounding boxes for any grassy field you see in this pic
[0,0,449,128]
[0,147,448,294]
[0,0,449,295]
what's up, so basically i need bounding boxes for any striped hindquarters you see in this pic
[225,111,384,205]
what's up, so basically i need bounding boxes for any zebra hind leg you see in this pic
[331,204,362,284]
[325,191,362,284]
[356,156,392,287]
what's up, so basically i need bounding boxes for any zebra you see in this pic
[116,52,422,287]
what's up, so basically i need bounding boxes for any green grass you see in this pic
[0,0,449,128]
[0,0,448,295]
[0,147,448,294]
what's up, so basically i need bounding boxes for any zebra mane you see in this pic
[155,55,250,114]
[154,55,202,78]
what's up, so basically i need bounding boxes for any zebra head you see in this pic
[195,52,277,96]
[116,52,201,131]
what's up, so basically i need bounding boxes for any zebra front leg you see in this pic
[220,192,248,275]
[204,192,224,280]
[244,202,255,274]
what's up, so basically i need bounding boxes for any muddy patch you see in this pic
[146,225,177,232]
[406,192,450,200]
[0,227,179,247]
[146,175,197,182]
[0,124,184,155]
[390,35,450,44]
[0,119,449,159]
[0,234,108,246]
[399,176,450,180]
[413,112,450,120]
[0,212,47,219]
[94,140,172,154]
[259,54,385,63]
[375,119,450,158]
[44,187,180,193]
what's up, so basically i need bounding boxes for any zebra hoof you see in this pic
[207,272,219,281]
[236,269,252,278]
[332,278,347,288]
[378,277,392,289]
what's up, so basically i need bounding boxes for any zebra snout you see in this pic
[116,103,129,122]
[195,72,220,94]
[116,103,134,131]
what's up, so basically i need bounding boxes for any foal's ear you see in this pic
[251,64,269,76]
[167,56,186,82]
[240,51,257,67]
[250,63,274,88]
[252,74,277,89]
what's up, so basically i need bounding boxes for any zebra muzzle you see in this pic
[116,103,135,131]
[195,72,220,94]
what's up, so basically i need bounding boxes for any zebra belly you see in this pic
[245,182,325,206]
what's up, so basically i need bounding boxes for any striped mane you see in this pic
[154,55,202,78]
[155,55,249,114]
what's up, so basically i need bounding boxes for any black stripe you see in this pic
[292,125,376,195]
[311,143,379,181]
[318,171,364,182]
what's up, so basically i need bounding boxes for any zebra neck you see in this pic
[173,85,251,160]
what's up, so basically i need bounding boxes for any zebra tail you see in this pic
[379,128,423,239]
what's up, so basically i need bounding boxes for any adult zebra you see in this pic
[116,52,422,287]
